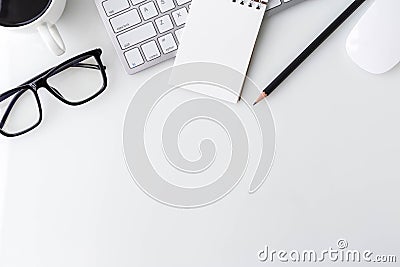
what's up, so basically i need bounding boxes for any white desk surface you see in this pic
[1,0,399,266]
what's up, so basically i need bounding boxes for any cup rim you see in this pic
[0,0,52,28]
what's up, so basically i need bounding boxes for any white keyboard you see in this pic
[95,0,306,75]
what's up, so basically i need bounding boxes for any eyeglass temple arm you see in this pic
[19,61,106,86]
[3,60,105,96]
[72,63,106,70]
[0,88,22,103]
[0,61,97,101]
[50,61,106,77]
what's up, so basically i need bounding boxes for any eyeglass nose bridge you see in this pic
[27,78,47,91]
[29,83,38,90]
[27,79,56,95]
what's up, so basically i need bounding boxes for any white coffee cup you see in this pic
[0,0,67,56]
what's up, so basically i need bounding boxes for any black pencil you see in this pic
[253,0,367,105]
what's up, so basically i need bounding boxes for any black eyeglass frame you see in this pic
[0,48,107,137]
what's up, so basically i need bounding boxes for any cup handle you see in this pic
[37,23,66,56]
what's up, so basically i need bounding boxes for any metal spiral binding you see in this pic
[231,0,268,10]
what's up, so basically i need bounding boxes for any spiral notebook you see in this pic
[170,0,267,103]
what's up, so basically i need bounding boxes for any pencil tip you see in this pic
[253,92,267,106]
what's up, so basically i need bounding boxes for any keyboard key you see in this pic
[155,15,173,33]
[176,0,190,5]
[117,22,157,49]
[172,8,187,26]
[102,0,130,16]
[140,2,158,20]
[156,0,175,13]
[267,0,281,10]
[175,28,184,43]
[158,33,177,54]
[141,41,161,61]
[131,0,146,5]
[110,9,141,32]
[125,48,144,68]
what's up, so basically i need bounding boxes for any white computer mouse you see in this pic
[346,0,400,74]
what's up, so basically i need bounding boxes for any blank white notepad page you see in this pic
[171,0,266,103]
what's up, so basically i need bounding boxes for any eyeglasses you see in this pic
[0,48,107,137]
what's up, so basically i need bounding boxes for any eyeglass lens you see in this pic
[0,88,40,135]
[47,55,105,104]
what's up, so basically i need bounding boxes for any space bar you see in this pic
[117,22,157,50]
